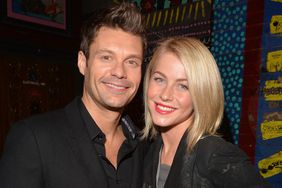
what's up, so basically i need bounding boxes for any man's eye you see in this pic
[127,59,140,67]
[128,60,136,65]
[101,55,111,61]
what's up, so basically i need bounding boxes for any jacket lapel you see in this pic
[152,138,162,188]
[129,141,146,188]
[164,132,188,188]
[64,98,109,188]
[143,137,163,188]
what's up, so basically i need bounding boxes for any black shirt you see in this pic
[79,100,139,188]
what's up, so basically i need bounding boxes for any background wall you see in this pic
[255,0,282,186]
[0,1,83,154]
[0,0,281,187]
[133,0,282,187]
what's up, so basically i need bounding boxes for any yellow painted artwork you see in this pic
[263,80,282,101]
[261,121,282,140]
[270,15,282,34]
[267,50,282,72]
[271,0,282,3]
[258,151,282,178]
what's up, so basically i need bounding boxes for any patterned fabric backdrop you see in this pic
[140,0,212,63]
[210,0,247,144]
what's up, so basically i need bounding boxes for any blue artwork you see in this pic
[256,1,282,187]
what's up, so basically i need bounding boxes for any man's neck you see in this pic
[81,96,127,168]
[81,96,123,137]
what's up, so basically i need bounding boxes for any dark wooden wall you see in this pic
[0,1,83,155]
[239,0,264,162]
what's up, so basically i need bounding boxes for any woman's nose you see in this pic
[160,86,173,101]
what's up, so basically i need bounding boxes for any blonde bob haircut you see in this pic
[142,37,224,152]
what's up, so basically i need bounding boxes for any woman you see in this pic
[142,37,270,188]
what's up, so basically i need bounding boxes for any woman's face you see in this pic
[147,52,194,131]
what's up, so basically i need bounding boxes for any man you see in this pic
[0,2,146,188]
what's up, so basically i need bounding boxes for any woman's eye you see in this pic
[179,84,188,90]
[153,77,164,83]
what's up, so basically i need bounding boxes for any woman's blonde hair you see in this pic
[142,37,224,152]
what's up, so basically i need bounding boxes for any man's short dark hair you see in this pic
[80,2,147,59]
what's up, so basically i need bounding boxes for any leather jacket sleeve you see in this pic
[196,136,271,188]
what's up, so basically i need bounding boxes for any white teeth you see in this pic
[106,83,126,89]
[157,104,174,111]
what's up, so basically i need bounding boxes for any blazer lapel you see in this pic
[153,139,162,188]
[144,137,163,188]
[64,98,109,188]
[164,132,188,188]
[129,141,145,188]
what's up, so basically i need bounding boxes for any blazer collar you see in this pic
[64,97,109,188]
[151,132,188,188]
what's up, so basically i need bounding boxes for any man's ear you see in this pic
[77,51,87,75]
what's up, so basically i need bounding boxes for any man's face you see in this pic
[78,26,143,111]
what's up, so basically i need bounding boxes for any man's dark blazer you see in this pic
[0,97,145,188]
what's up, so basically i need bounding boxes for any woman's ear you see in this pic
[77,51,87,75]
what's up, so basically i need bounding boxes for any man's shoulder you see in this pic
[14,98,79,131]
[24,108,65,125]
[10,109,66,137]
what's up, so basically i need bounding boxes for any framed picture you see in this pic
[3,0,70,35]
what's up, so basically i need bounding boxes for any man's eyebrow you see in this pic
[94,49,114,55]
[126,55,143,60]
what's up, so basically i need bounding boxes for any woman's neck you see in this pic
[160,130,185,165]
